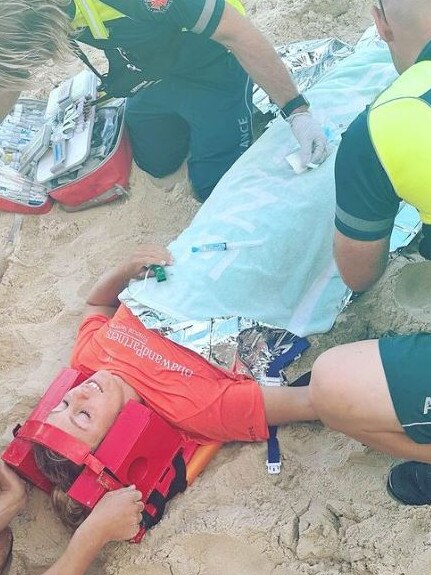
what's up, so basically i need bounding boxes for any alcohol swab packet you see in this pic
[286,151,320,175]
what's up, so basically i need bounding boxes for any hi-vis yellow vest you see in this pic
[72,0,245,40]
[368,60,431,224]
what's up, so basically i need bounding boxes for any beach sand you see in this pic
[2,0,431,573]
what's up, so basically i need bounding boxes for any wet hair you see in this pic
[0,0,74,91]
[33,443,90,529]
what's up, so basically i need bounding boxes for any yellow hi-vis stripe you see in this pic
[227,0,246,15]
[72,0,245,38]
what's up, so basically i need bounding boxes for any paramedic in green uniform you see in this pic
[311,0,431,506]
[0,0,328,202]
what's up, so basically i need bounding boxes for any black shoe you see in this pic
[387,461,431,505]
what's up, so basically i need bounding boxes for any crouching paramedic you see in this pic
[325,0,431,506]
[334,0,431,293]
[0,0,328,202]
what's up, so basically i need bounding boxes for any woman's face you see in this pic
[47,371,127,449]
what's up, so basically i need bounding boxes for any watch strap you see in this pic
[280,94,309,119]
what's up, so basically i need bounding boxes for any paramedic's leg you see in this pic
[184,58,253,202]
[261,386,317,424]
[125,98,190,178]
[309,339,431,462]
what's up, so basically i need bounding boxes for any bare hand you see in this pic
[0,461,27,509]
[121,244,174,281]
[78,486,144,545]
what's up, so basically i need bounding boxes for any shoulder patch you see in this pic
[144,0,172,12]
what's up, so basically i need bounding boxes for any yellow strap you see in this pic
[72,0,125,36]
[369,63,431,224]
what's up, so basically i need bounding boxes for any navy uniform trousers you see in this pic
[125,54,253,202]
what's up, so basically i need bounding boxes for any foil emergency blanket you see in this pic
[136,304,306,385]
[253,37,353,121]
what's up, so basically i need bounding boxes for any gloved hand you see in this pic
[288,111,329,168]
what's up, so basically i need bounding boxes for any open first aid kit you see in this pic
[0,70,132,214]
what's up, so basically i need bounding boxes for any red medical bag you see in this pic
[0,97,132,214]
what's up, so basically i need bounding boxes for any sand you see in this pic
[1,0,431,573]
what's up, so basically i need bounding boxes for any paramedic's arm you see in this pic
[0,91,20,123]
[334,112,398,292]
[84,244,173,318]
[43,486,144,575]
[211,3,327,164]
[334,231,390,293]
[211,4,298,108]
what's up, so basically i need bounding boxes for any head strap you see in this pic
[17,420,104,476]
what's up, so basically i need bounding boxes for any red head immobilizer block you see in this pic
[2,368,216,541]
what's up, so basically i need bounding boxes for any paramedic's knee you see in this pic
[188,161,225,203]
[125,111,190,180]
[132,151,185,179]
[309,348,346,426]
[191,181,214,203]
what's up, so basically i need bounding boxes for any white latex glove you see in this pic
[288,111,329,168]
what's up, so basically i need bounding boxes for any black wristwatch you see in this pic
[280,94,310,119]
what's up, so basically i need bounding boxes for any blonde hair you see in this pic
[33,443,89,529]
[51,486,90,529]
[0,0,75,91]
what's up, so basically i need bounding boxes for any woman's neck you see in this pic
[112,374,143,405]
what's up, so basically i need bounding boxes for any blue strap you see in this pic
[265,336,310,474]
[266,336,310,377]
[266,425,281,474]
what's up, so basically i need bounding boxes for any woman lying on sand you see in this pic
[0,244,314,574]
[2,244,431,573]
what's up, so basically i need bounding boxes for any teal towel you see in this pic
[121,29,414,337]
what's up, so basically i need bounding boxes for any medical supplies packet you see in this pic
[0,91,132,214]
[0,99,52,214]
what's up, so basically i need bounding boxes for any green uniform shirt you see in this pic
[66,0,228,81]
